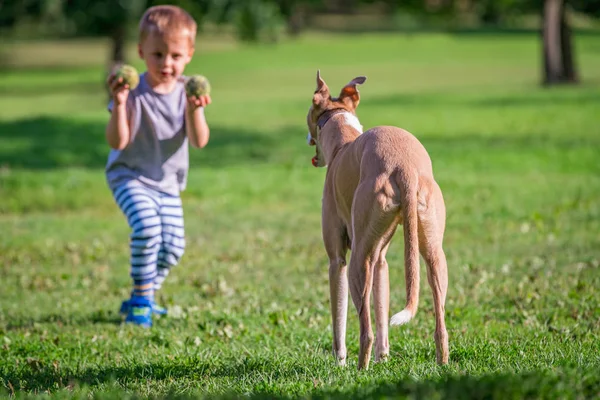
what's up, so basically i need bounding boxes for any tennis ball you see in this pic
[114,64,139,90]
[185,75,211,97]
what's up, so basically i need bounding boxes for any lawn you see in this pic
[0,31,599,399]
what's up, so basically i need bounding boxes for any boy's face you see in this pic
[138,30,194,88]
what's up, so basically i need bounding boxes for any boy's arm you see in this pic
[106,102,131,150]
[105,73,132,150]
[185,95,211,148]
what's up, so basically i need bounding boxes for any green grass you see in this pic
[1,31,600,399]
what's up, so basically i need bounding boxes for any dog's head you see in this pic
[306,70,366,167]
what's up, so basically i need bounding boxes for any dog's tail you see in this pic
[390,180,420,327]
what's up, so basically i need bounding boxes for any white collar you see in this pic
[307,111,363,145]
[341,112,363,134]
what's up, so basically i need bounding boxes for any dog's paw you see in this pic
[375,353,389,363]
[336,357,347,367]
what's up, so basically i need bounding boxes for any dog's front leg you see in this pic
[322,202,350,366]
[328,256,348,366]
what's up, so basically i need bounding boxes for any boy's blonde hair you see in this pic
[139,5,197,47]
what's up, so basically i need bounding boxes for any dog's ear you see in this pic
[339,76,367,109]
[313,70,330,108]
[316,70,328,92]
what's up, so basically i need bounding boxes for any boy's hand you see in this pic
[187,94,211,112]
[106,73,130,106]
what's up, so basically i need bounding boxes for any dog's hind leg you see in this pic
[322,200,350,366]
[373,231,397,364]
[349,183,399,370]
[418,179,449,365]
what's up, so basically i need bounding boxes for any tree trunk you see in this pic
[559,5,578,83]
[325,0,357,13]
[278,0,304,37]
[286,5,304,36]
[111,24,127,66]
[106,24,127,99]
[542,0,578,85]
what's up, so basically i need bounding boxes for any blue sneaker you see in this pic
[124,296,153,328]
[120,298,167,316]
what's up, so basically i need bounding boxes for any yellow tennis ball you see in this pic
[114,64,139,90]
[185,75,211,97]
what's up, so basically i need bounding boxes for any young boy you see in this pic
[105,5,211,327]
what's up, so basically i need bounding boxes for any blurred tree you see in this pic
[3,0,599,87]
[209,0,319,41]
[455,0,581,85]
[494,0,584,85]
[323,0,358,13]
[379,0,598,85]
[0,0,52,33]
[570,0,600,16]
[234,0,283,42]
[467,0,599,85]
[542,0,577,84]
[274,0,310,36]
[63,0,146,66]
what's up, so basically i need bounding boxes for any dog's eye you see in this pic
[307,132,316,146]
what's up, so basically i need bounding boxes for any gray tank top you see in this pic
[105,72,202,195]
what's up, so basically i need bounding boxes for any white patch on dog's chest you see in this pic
[343,113,363,133]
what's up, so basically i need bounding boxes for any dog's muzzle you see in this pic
[307,132,319,167]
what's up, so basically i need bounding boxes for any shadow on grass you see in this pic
[2,310,123,331]
[0,80,105,98]
[308,369,600,400]
[3,357,599,399]
[0,116,277,170]
[1,115,597,180]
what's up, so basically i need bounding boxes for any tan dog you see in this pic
[306,71,449,370]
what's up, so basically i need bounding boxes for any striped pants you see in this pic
[112,180,185,298]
